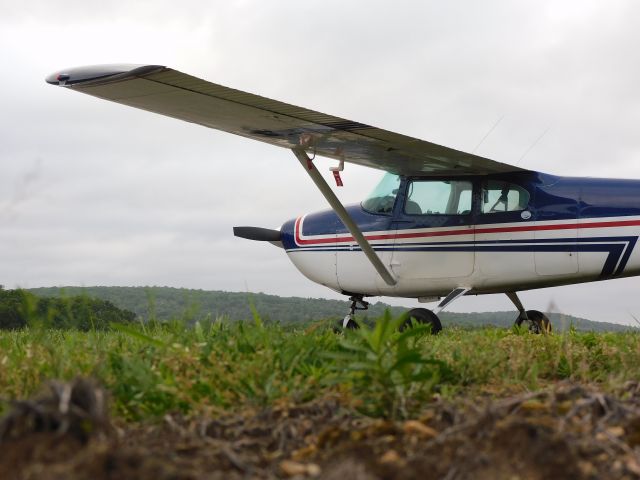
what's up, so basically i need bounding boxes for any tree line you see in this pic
[0,287,136,330]
[27,286,638,332]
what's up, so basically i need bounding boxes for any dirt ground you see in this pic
[1,379,640,479]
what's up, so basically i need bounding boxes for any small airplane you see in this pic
[46,64,640,333]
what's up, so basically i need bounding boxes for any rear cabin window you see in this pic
[481,181,530,214]
[405,180,472,215]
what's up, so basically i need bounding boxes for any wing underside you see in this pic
[46,64,525,176]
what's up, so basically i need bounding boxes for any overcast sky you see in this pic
[2,1,640,325]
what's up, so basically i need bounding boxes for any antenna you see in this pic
[472,115,504,154]
[516,127,550,165]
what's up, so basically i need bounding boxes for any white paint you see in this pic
[286,216,640,301]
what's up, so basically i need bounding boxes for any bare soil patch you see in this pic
[1,379,640,479]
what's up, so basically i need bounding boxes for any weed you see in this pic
[329,311,454,419]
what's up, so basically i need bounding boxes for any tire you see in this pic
[344,318,359,330]
[402,308,442,334]
[333,316,359,333]
[515,309,552,333]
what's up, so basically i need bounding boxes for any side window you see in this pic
[481,180,530,214]
[361,173,401,215]
[405,180,472,215]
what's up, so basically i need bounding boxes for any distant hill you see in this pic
[0,287,136,330]
[28,286,638,333]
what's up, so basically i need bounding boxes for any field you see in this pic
[1,314,640,479]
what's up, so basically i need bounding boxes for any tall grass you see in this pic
[0,314,638,420]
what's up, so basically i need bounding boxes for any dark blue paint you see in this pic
[579,177,640,218]
[306,205,392,236]
[279,171,640,271]
[280,218,297,250]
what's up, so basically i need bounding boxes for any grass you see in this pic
[0,315,639,421]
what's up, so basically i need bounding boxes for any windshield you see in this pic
[361,173,401,214]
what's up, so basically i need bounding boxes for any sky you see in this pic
[1,0,640,325]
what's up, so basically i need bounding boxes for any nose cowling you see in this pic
[279,211,342,293]
[280,218,298,250]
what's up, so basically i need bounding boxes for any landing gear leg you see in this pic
[506,292,552,334]
[341,295,369,330]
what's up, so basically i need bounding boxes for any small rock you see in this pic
[626,457,640,476]
[578,461,596,476]
[520,399,548,412]
[280,460,321,477]
[403,420,438,439]
[379,449,402,465]
[291,443,318,461]
[555,400,573,415]
[307,464,321,476]
[606,426,625,437]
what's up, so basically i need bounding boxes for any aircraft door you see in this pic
[476,179,537,281]
[389,179,475,285]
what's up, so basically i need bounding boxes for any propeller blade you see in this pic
[233,226,281,242]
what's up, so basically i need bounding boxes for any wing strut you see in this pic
[292,148,397,286]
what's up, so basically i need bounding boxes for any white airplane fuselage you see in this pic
[281,171,640,299]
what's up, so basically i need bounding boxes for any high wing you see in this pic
[46,64,525,176]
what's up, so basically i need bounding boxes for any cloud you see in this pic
[1,1,639,324]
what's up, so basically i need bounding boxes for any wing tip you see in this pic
[45,63,166,87]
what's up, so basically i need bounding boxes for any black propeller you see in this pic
[233,226,281,242]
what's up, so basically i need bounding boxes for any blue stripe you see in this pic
[287,236,638,279]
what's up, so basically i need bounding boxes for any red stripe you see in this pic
[294,217,640,246]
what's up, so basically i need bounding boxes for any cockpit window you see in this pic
[361,173,401,214]
[405,180,472,215]
[481,180,530,213]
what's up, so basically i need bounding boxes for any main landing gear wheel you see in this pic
[401,308,442,334]
[515,309,552,334]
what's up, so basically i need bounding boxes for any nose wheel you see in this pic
[341,295,369,330]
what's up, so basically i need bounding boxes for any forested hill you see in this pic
[28,286,637,333]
